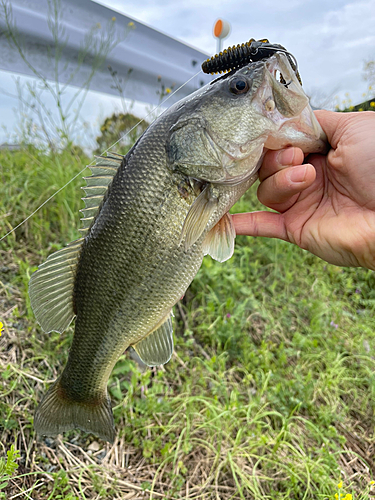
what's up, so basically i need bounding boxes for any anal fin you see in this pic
[133,314,174,367]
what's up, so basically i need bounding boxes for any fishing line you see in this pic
[0,70,202,243]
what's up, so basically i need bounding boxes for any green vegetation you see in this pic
[95,112,149,156]
[0,143,374,499]
[0,444,20,497]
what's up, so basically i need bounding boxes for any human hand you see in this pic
[232,110,375,270]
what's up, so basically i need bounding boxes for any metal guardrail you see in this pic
[0,0,213,105]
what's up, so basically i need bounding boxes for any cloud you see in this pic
[99,0,375,105]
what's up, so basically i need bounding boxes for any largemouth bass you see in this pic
[29,53,327,442]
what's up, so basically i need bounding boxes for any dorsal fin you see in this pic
[79,152,123,236]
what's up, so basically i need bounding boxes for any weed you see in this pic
[0,444,20,498]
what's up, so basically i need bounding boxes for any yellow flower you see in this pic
[370,480,375,485]
[338,481,343,489]
[96,22,101,29]
[345,494,352,500]
[112,16,116,21]
[349,106,354,110]
[369,85,373,90]
[128,21,135,27]
[165,88,171,94]
[370,102,375,107]
[358,108,363,112]
[335,494,338,500]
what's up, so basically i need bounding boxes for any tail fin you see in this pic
[34,379,115,443]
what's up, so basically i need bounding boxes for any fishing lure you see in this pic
[202,38,302,86]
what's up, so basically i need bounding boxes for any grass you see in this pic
[0,146,374,499]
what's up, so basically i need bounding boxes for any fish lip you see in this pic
[263,52,300,88]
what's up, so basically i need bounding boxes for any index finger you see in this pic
[259,147,304,182]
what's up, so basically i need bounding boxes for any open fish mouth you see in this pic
[260,53,328,153]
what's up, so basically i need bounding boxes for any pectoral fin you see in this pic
[133,314,174,367]
[180,186,218,251]
[202,212,236,263]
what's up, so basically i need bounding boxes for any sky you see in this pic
[0,0,374,148]
[97,0,375,106]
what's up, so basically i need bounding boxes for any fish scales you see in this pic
[30,53,328,442]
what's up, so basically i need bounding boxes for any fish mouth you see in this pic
[260,53,329,154]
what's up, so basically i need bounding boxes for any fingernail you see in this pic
[278,148,295,166]
[288,165,307,183]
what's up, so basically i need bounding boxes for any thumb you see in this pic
[313,110,346,149]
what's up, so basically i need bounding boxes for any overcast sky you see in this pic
[0,0,374,147]
[98,0,375,106]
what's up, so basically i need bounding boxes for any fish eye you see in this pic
[229,77,250,95]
